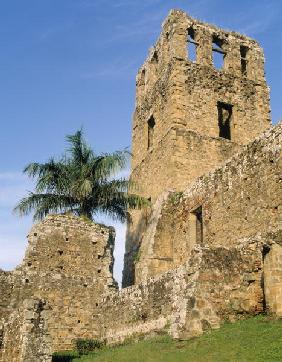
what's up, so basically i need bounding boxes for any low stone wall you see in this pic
[264,238,282,316]
[98,232,279,345]
[1,230,281,357]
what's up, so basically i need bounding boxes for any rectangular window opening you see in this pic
[140,69,145,86]
[152,51,158,64]
[217,102,233,140]
[191,206,203,244]
[212,36,226,70]
[240,45,248,75]
[147,116,155,149]
[187,27,198,62]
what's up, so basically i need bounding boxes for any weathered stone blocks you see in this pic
[135,122,281,282]
[0,215,117,359]
[124,9,271,286]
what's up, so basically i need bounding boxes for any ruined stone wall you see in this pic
[135,122,281,283]
[132,10,270,169]
[264,241,282,316]
[99,232,278,345]
[133,57,270,170]
[0,9,279,357]
[0,270,13,322]
[1,215,280,358]
[131,127,239,202]
[124,127,239,285]
[124,9,271,286]
[0,215,117,357]
[0,299,52,362]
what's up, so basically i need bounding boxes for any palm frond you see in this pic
[90,150,130,181]
[14,193,77,221]
[15,129,148,222]
[66,129,93,165]
[23,162,45,177]
[72,178,93,200]
[94,203,130,223]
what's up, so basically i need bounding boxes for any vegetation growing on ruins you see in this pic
[52,316,282,362]
[168,191,183,206]
[14,129,148,221]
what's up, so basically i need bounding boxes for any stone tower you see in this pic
[122,9,271,287]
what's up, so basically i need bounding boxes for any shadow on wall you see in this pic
[122,207,151,287]
[52,352,78,361]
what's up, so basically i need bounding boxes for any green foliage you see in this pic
[133,247,141,263]
[168,191,183,206]
[14,129,149,222]
[76,339,103,356]
[68,316,282,361]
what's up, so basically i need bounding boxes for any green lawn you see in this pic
[53,316,282,362]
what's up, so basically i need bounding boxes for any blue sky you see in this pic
[0,0,281,284]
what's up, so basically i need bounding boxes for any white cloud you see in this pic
[0,171,33,271]
[80,59,139,80]
[0,210,31,271]
[112,221,126,285]
[0,172,25,180]
[0,172,33,207]
[0,235,28,270]
[235,1,279,37]
[78,0,162,10]
[115,168,130,180]
[109,9,164,42]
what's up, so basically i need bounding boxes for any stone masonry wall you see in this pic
[2,226,276,356]
[0,214,117,359]
[99,232,279,345]
[0,270,13,323]
[124,127,240,284]
[0,9,280,357]
[0,299,52,362]
[131,127,239,202]
[264,241,282,316]
[132,10,270,169]
[135,122,281,283]
[124,9,271,286]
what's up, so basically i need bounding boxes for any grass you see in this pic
[52,315,282,362]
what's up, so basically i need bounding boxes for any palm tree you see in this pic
[14,130,148,222]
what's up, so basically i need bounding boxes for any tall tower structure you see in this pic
[122,10,271,287]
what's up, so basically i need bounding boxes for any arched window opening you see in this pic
[151,51,158,65]
[240,45,249,75]
[140,69,145,86]
[190,206,203,244]
[217,102,233,140]
[147,116,155,149]
[212,36,226,69]
[187,27,198,62]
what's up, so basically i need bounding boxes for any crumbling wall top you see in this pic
[13,214,116,287]
[136,8,266,100]
[163,9,259,43]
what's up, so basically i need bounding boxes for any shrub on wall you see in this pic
[76,339,103,355]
